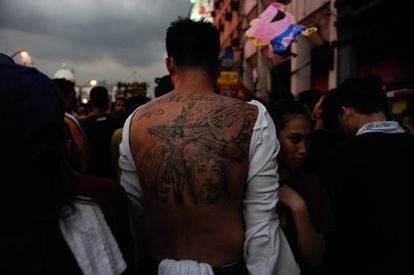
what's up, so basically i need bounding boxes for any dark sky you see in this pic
[0,0,191,91]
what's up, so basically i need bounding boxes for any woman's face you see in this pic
[278,116,312,169]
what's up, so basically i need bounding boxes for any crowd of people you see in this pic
[1,17,414,275]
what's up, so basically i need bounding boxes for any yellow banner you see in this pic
[217,71,238,85]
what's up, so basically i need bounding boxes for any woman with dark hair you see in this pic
[267,99,335,275]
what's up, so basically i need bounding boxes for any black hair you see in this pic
[334,78,388,115]
[296,89,322,114]
[89,86,109,109]
[166,18,220,77]
[124,95,151,116]
[53,78,75,98]
[267,99,311,133]
[320,89,342,131]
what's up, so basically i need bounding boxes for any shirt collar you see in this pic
[356,121,405,136]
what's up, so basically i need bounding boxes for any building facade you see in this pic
[200,0,414,115]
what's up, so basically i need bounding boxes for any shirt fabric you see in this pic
[321,121,414,274]
[119,99,299,275]
[65,112,90,162]
[81,113,123,179]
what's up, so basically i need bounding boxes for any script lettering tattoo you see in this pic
[138,109,164,120]
[140,98,256,205]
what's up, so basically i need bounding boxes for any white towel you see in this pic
[158,259,214,275]
[59,197,127,275]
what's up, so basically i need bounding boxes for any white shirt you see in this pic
[119,99,299,275]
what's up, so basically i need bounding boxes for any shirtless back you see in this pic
[129,90,258,267]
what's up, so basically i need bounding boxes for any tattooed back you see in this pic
[129,91,258,266]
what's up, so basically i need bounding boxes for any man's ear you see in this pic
[165,57,176,74]
[340,106,354,123]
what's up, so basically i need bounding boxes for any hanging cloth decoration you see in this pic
[245,2,317,55]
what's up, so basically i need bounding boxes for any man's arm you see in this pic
[244,100,300,275]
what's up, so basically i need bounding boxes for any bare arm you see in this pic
[279,185,325,268]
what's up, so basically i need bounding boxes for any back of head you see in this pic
[333,78,387,115]
[125,95,151,116]
[321,89,342,132]
[89,85,109,109]
[296,89,322,115]
[267,99,311,132]
[166,18,220,76]
[0,61,69,222]
[53,78,75,98]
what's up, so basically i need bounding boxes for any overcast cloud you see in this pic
[0,0,191,94]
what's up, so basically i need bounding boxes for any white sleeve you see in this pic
[119,112,144,220]
[243,100,300,275]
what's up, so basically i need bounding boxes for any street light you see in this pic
[11,49,33,67]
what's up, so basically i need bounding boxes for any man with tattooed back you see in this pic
[119,18,299,275]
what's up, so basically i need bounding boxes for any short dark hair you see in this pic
[53,78,75,98]
[335,78,388,115]
[125,95,151,116]
[166,18,220,76]
[89,86,109,109]
[296,89,322,113]
[320,89,342,131]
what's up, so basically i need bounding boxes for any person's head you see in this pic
[89,85,109,110]
[112,97,126,113]
[330,78,388,136]
[267,99,312,169]
[0,61,71,221]
[53,78,77,112]
[124,95,151,116]
[296,89,322,121]
[320,89,342,132]
[154,75,174,97]
[400,107,414,135]
[165,18,220,83]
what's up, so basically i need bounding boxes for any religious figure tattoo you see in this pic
[138,95,256,205]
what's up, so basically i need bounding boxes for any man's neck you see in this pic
[172,68,216,94]
[356,112,387,129]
